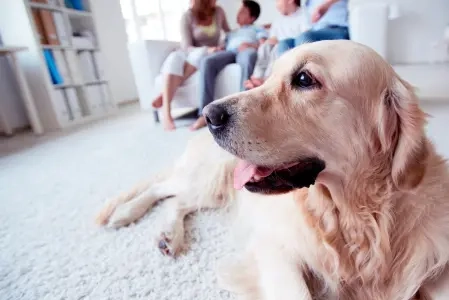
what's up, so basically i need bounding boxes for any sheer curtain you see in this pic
[120,0,189,43]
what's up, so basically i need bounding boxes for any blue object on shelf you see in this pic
[71,0,85,11]
[43,50,63,85]
[64,0,73,9]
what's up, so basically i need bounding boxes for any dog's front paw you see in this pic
[157,231,183,257]
[107,205,135,228]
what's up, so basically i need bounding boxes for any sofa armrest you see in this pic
[128,40,180,110]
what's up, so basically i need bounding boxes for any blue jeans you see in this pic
[198,49,257,114]
[277,26,350,56]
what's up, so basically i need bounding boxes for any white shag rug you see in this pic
[0,111,235,300]
[2,102,449,300]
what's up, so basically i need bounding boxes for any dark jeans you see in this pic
[277,26,350,56]
[198,49,257,114]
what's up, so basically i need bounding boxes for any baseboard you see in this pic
[117,98,139,107]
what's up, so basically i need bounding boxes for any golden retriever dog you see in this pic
[96,40,449,299]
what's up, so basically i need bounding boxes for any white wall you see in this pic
[221,0,449,64]
[351,0,449,64]
[91,0,138,104]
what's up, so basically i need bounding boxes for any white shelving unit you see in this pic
[0,0,116,133]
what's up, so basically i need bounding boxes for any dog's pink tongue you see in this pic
[234,160,257,190]
[233,160,273,190]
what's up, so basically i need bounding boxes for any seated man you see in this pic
[191,0,266,130]
[278,0,349,55]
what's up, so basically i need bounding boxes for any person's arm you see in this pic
[180,12,194,49]
[311,0,343,23]
[267,22,279,45]
[255,26,268,44]
[238,27,268,51]
[217,6,231,33]
[324,0,340,5]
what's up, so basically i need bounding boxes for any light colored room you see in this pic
[1,0,449,299]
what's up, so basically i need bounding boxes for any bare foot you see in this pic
[163,117,176,131]
[244,79,255,90]
[251,78,264,87]
[151,94,163,109]
[189,116,207,131]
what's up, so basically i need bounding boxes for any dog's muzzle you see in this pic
[202,103,230,132]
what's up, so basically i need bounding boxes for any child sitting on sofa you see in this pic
[244,0,305,89]
[190,0,267,130]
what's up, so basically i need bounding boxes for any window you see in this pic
[120,0,189,43]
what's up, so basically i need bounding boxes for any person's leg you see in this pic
[161,75,182,130]
[277,38,295,56]
[245,43,274,90]
[152,48,205,110]
[236,48,257,91]
[183,46,207,81]
[263,43,279,79]
[191,51,236,130]
[252,43,273,80]
[156,50,186,130]
[294,26,350,46]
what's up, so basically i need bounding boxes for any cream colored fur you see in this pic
[96,41,449,299]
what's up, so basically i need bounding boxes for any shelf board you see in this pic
[75,47,99,51]
[0,46,28,53]
[54,83,82,89]
[64,8,92,17]
[29,2,61,11]
[41,45,71,50]
[41,45,99,51]
[84,79,108,86]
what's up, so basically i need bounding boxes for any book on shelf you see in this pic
[52,89,70,122]
[31,9,47,44]
[43,49,63,84]
[68,0,85,11]
[65,51,83,83]
[32,1,70,46]
[65,88,82,119]
[52,50,71,84]
[64,0,74,9]
[77,51,97,82]
[93,52,106,80]
[30,0,59,4]
[34,0,59,45]
[52,12,69,46]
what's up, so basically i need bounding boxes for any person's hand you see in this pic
[207,46,222,54]
[311,1,331,23]
[238,43,255,52]
[267,37,278,45]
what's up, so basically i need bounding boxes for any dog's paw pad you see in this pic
[157,233,177,257]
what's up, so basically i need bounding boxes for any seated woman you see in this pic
[152,0,230,131]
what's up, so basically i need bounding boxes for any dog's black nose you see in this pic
[203,104,229,130]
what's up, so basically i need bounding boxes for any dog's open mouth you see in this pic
[234,158,325,194]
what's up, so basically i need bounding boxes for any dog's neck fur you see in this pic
[303,136,449,299]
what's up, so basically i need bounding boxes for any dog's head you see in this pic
[203,40,427,195]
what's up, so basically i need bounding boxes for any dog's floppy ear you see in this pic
[377,77,428,190]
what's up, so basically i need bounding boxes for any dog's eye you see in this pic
[292,71,317,89]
